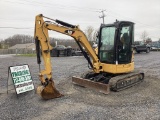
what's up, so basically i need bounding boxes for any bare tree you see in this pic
[0,42,2,49]
[146,37,152,44]
[3,34,34,47]
[140,31,148,43]
[92,30,99,42]
[85,26,94,41]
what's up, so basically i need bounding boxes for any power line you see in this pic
[1,0,99,13]
[21,0,100,12]
[107,11,160,30]
[0,27,33,29]
[106,13,160,31]
[0,0,159,39]
[135,33,159,39]
[0,18,100,25]
[0,18,33,22]
[1,0,160,30]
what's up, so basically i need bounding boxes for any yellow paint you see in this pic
[101,62,134,74]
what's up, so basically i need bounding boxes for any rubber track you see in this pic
[109,71,144,91]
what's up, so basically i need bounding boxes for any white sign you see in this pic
[9,65,34,94]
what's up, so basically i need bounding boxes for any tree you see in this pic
[85,26,94,41]
[92,30,99,42]
[146,37,152,44]
[140,31,148,43]
[0,43,2,49]
[3,34,34,47]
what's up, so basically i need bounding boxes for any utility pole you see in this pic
[99,10,106,24]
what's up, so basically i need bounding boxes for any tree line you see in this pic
[0,26,97,49]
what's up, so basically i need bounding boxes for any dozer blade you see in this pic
[37,80,63,100]
[72,76,110,94]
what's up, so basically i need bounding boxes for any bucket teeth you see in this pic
[37,80,63,100]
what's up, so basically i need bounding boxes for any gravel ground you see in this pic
[0,52,160,120]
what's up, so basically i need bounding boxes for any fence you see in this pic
[0,49,36,54]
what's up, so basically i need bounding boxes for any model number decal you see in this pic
[65,30,75,35]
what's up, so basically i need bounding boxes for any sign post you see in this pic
[7,64,35,95]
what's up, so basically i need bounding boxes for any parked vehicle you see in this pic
[150,46,160,51]
[50,45,72,57]
[133,41,151,53]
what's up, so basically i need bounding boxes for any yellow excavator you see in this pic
[34,14,144,99]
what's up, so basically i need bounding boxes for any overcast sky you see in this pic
[0,0,160,41]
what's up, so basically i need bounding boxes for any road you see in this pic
[0,52,160,120]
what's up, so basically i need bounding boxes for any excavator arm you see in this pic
[34,14,102,99]
[35,14,101,72]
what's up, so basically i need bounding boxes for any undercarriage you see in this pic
[72,71,144,94]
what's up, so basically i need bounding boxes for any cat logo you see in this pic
[65,30,75,35]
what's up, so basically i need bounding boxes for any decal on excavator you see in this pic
[65,30,75,35]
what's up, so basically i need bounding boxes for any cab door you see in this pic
[99,25,116,64]
[117,22,134,64]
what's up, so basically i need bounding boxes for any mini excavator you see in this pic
[34,14,144,99]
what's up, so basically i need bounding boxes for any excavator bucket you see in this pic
[72,76,110,94]
[37,80,63,100]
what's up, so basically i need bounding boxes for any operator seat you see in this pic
[119,33,130,63]
[122,33,130,49]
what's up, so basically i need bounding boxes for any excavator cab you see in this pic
[98,21,134,65]
[73,21,143,93]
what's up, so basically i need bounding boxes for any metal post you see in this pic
[99,10,106,24]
